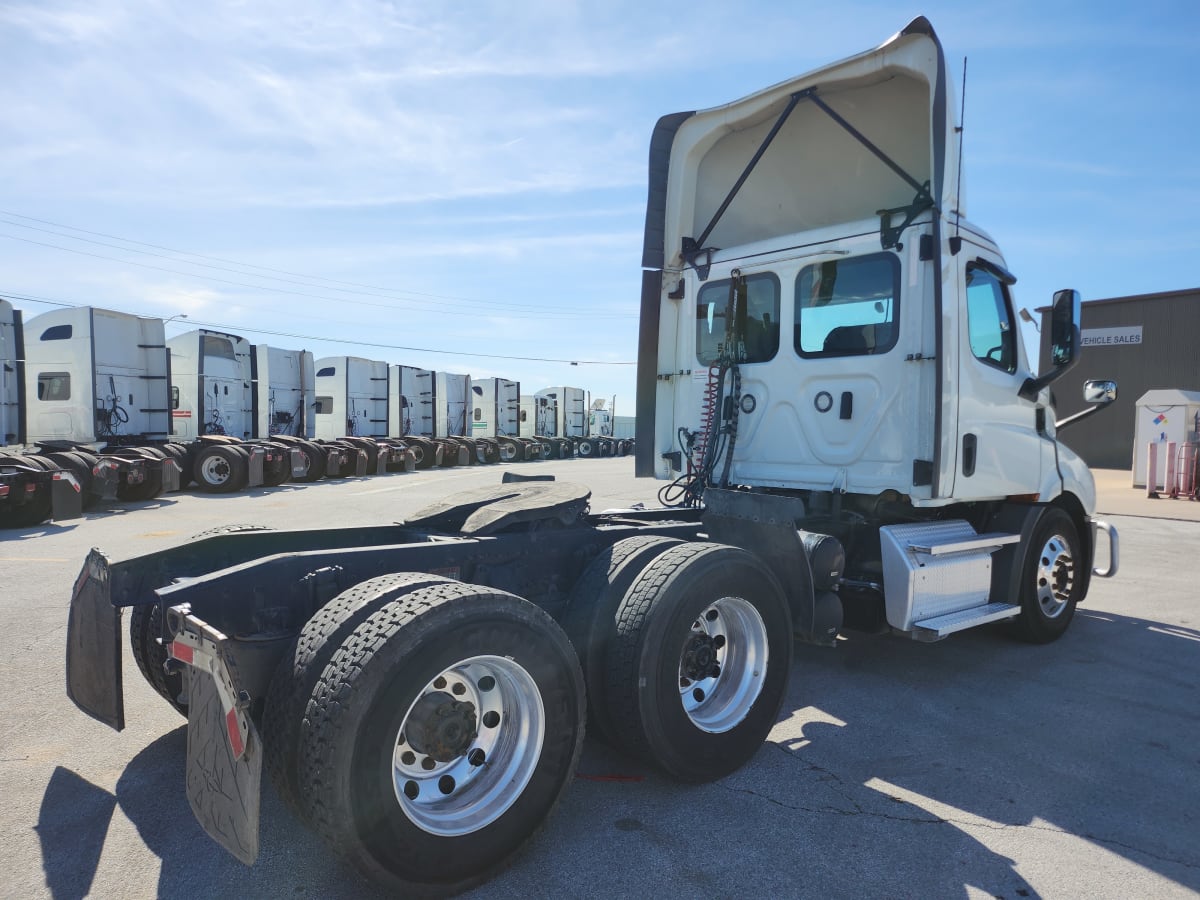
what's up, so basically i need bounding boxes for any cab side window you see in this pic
[696,273,780,366]
[965,266,1017,373]
[793,253,899,358]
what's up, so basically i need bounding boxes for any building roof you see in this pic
[1135,389,1200,407]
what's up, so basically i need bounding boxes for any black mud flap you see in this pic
[50,472,83,521]
[65,550,124,730]
[92,459,121,501]
[186,667,262,865]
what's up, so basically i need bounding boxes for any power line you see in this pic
[0,208,634,317]
[0,231,634,321]
[0,290,638,365]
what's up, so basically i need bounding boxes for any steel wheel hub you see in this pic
[200,456,231,484]
[678,596,769,734]
[1036,533,1075,618]
[392,655,544,836]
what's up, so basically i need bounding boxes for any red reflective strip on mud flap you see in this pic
[170,640,194,665]
[226,707,245,758]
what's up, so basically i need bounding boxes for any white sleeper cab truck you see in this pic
[535,385,592,457]
[634,15,1118,642]
[386,364,451,468]
[0,300,83,526]
[20,306,180,504]
[472,377,540,460]
[167,329,297,491]
[251,344,315,441]
[65,19,1118,896]
[314,356,414,475]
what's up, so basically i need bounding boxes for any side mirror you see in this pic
[1019,288,1082,402]
[1048,289,1082,368]
[1057,378,1119,431]
[1083,379,1117,403]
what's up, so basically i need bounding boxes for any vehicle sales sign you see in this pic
[1081,326,1142,348]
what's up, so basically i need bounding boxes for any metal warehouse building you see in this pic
[1038,287,1200,470]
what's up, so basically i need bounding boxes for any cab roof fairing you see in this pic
[641,16,962,276]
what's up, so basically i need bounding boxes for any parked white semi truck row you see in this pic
[0,301,631,525]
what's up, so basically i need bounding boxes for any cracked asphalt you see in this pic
[2,457,1197,899]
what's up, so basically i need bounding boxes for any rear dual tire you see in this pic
[271,576,584,895]
[599,542,792,781]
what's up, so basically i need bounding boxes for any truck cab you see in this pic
[635,17,1117,641]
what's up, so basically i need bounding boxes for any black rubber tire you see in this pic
[575,439,595,458]
[560,535,684,745]
[4,454,55,525]
[297,582,584,895]
[343,437,379,472]
[1011,507,1083,644]
[263,572,454,820]
[228,445,252,491]
[191,444,245,493]
[406,438,433,469]
[113,447,167,502]
[129,603,188,716]
[603,541,792,782]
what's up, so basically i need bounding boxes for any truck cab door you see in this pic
[693,236,936,499]
[952,254,1049,500]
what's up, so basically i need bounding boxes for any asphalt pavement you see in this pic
[1,458,1197,899]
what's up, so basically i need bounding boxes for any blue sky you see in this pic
[2,0,1197,413]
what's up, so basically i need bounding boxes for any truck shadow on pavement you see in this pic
[36,610,1200,899]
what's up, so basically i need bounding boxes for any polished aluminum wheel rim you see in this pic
[392,655,544,836]
[678,596,769,734]
[1036,532,1075,618]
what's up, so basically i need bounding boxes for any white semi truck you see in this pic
[314,356,416,475]
[0,299,83,526]
[17,305,183,505]
[66,18,1118,896]
[535,385,593,457]
[471,377,544,460]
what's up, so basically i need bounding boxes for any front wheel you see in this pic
[297,582,584,894]
[1012,507,1082,644]
[603,541,792,782]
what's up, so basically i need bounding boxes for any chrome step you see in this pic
[912,603,1020,640]
[907,532,1021,556]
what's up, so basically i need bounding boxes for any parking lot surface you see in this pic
[2,458,1197,899]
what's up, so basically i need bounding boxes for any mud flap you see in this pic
[185,667,262,865]
[246,446,266,488]
[288,447,307,478]
[159,457,181,493]
[65,549,124,730]
[50,471,83,521]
